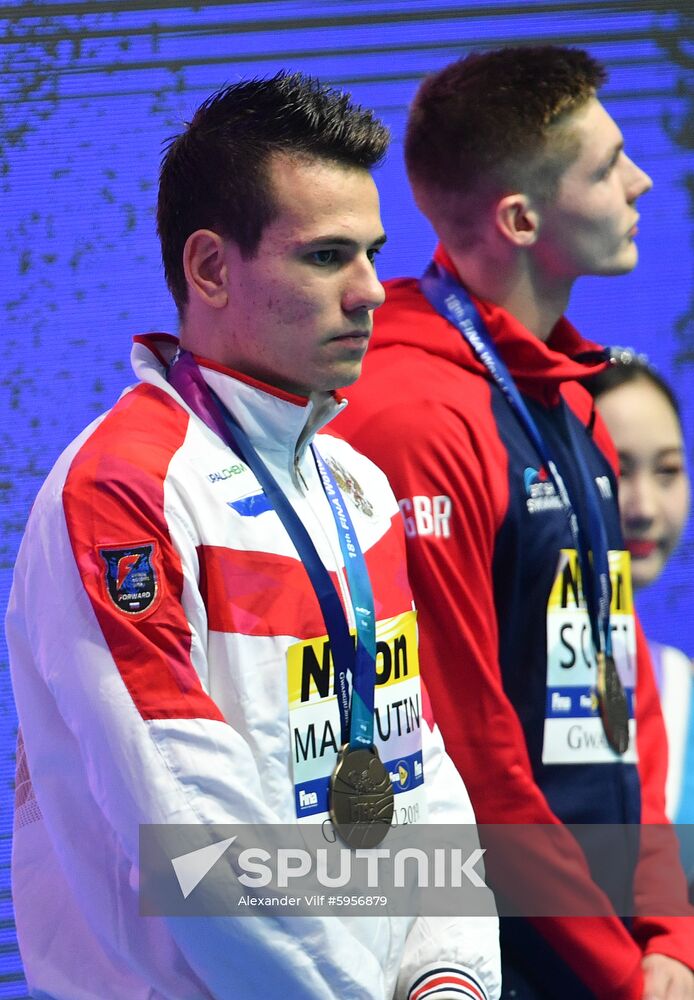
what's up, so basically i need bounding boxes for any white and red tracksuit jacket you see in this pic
[7,333,501,1000]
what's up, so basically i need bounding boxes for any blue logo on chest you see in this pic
[228,493,273,517]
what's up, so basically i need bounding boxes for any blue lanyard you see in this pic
[167,349,377,748]
[420,260,613,659]
[312,450,377,747]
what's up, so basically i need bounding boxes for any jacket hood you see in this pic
[371,244,608,407]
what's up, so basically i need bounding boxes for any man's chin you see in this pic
[591,255,639,278]
[334,362,365,393]
[604,245,640,276]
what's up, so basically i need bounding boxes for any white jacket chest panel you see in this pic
[166,420,393,562]
[163,421,399,820]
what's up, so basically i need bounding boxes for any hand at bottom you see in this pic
[642,954,694,1000]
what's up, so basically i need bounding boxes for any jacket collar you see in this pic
[369,247,607,407]
[131,334,344,480]
[431,245,608,404]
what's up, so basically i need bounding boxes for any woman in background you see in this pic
[589,352,692,838]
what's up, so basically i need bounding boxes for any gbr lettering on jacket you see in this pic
[399,495,452,539]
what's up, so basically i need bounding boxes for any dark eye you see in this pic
[656,463,685,483]
[310,249,338,266]
[367,247,381,266]
[617,454,635,479]
[598,153,621,180]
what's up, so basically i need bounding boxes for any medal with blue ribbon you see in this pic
[167,350,395,842]
[420,261,629,755]
[311,449,395,847]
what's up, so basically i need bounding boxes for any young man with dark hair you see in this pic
[157,73,391,315]
[335,47,694,999]
[7,72,501,999]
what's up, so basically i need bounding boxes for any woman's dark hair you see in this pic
[587,348,682,424]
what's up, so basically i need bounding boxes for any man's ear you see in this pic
[183,229,229,309]
[494,194,540,248]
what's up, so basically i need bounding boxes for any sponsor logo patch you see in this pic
[207,462,247,483]
[394,761,411,789]
[100,542,159,615]
[524,466,563,514]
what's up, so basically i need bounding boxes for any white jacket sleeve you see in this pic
[397,715,502,1000]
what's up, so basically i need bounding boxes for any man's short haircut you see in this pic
[158,71,390,313]
[405,46,607,230]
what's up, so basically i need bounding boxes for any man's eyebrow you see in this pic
[304,233,388,248]
[655,446,686,459]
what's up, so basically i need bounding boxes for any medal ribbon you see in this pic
[167,349,376,748]
[420,260,613,660]
[312,449,377,747]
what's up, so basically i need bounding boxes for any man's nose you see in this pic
[343,257,386,313]
[623,155,653,203]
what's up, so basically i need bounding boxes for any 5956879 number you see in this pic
[331,895,387,907]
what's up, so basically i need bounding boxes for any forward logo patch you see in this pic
[100,542,160,615]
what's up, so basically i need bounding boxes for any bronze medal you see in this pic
[596,651,630,755]
[329,744,394,848]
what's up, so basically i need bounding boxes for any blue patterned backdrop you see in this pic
[2,1,693,993]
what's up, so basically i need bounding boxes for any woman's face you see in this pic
[596,376,690,591]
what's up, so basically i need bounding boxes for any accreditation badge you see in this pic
[542,549,637,765]
[287,610,427,827]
